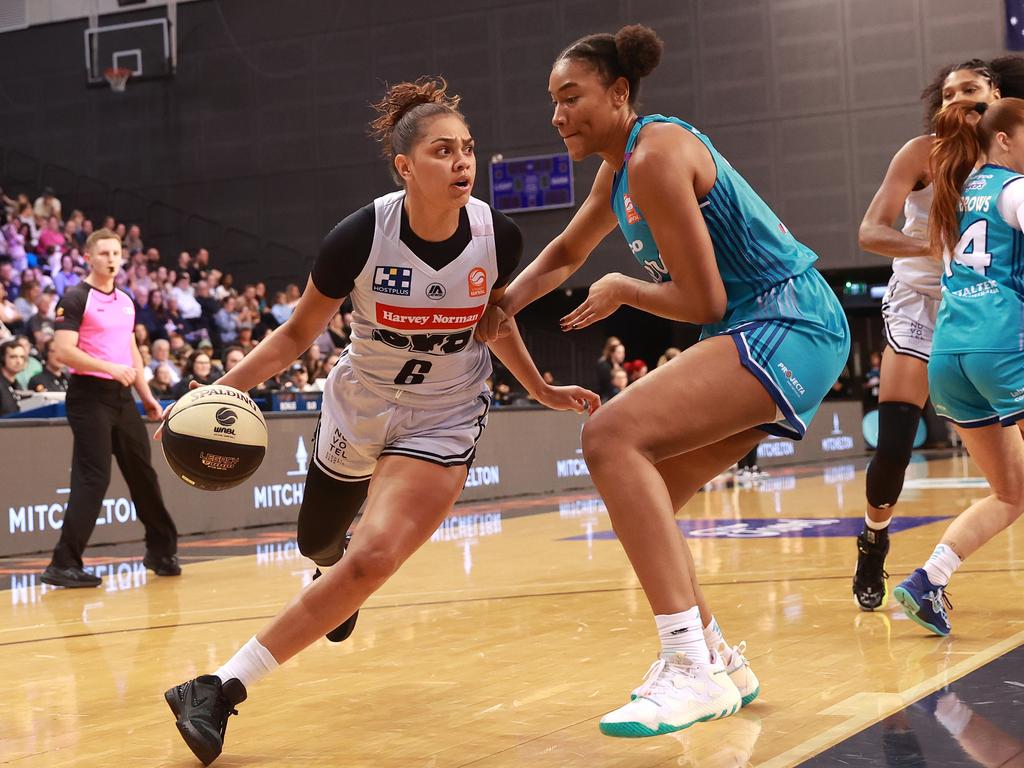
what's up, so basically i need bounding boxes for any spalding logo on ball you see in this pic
[161,385,268,490]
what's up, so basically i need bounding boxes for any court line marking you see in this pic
[757,628,1024,768]
[4,565,1021,647]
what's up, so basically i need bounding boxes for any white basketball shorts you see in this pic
[312,357,490,481]
[881,276,939,362]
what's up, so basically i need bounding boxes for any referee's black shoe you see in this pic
[144,552,182,576]
[165,675,246,767]
[41,565,101,588]
[312,567,359,642]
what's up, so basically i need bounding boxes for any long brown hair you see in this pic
[929,97,1024,257]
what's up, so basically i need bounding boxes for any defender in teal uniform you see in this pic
[612,113,849,439]
[894,98,1024,638]
[490,25,849,738]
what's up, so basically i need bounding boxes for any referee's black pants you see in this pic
[50,375,177,569]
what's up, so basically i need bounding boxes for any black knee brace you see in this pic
[865,401,922,509]
[296,461,370,567]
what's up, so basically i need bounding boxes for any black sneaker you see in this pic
[144,553,182,576]
[312,567,359,642]
[853,528,890,611]
[165,675,246,766]
[41,565,102,588]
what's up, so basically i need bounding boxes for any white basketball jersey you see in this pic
[893,183,941,298]
[344,191,497,408]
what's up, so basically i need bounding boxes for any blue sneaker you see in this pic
[893,568,953,636]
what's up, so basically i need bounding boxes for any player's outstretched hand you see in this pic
[560,273,627,331]
[475,303,512,342]
[153,380,203,440]
[531,384,601,415]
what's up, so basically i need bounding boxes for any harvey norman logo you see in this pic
[376,303,485,331]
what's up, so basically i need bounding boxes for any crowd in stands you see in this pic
[594,335,678,403]
[0,182,352,414]
[1,182,701,417]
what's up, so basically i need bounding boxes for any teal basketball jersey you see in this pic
[610,115,819,327]
[933,163,1024,354]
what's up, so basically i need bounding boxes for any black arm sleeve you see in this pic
[54,283,88,333]
[491,208,524,290]
[310,204,376,300]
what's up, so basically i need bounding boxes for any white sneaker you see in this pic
[600,652,742,737]
[717,640,760,707]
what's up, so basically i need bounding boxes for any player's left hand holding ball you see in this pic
[531,384,600,415]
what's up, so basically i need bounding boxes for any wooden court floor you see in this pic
[2,453,1023,767]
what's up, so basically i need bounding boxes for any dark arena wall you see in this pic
[0,0,1008,287]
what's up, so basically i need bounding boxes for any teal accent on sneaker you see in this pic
[599,713,716,738]
[740,685,760,707]
[897,573,950,638]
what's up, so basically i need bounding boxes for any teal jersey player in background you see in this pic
[894,97,1024,638]
[483,25,849,738]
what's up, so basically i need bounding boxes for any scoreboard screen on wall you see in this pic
[489,153,574,214]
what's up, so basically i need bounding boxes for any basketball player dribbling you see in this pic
[853,57,1024,612]
[483,25,850,736]
[162,78,600,766]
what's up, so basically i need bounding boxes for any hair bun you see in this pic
[614,24,663,79]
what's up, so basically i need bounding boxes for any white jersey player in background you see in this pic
[162,77,600,766]
[852,57,1024,611]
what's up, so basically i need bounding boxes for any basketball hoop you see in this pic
[103,67,132,92]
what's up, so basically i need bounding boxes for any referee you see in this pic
[42,229,180,588]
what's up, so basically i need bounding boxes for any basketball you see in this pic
[161,385,268,491]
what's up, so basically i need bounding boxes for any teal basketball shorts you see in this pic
[710,271,850,440]
[929,351,1024,428]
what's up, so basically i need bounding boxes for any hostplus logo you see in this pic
[372,266,413,296]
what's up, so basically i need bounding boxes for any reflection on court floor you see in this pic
[1,452,1021,767]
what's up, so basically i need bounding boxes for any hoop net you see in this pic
[103,67,132,92]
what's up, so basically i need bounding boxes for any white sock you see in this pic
[214,636,279,690]
[656,607,710,664]
[923,544,961,587]
[935,693,972,737]
[865,513,892,531]
[702,614,727,654]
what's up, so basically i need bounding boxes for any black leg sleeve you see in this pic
[111,393,177,556]
[297,460,370,567]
